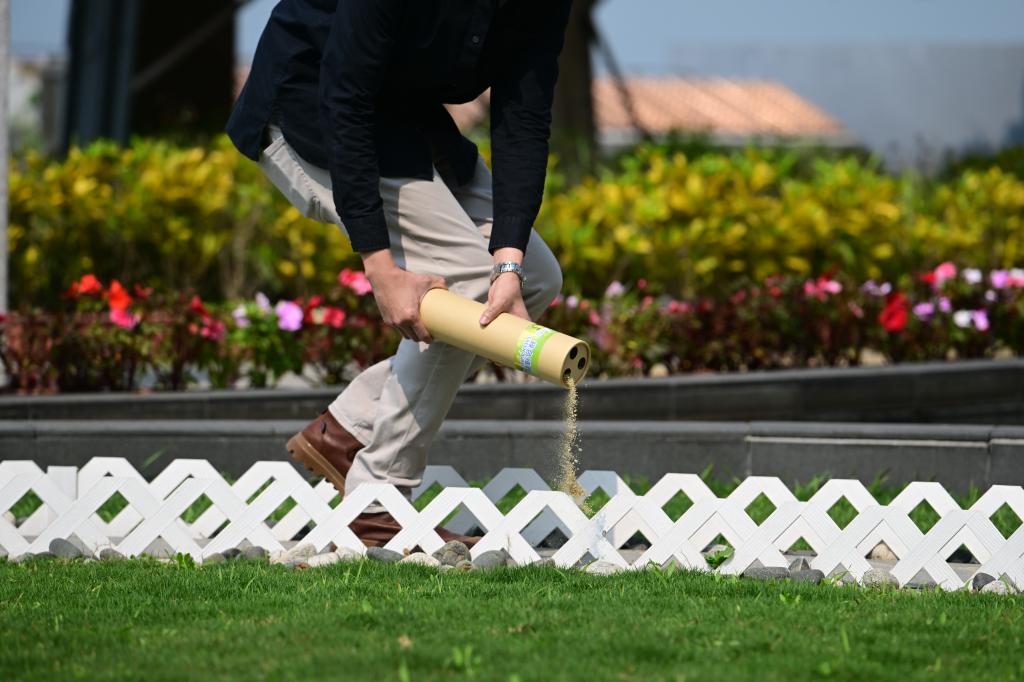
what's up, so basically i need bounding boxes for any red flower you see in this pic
[106,280,133,312]
[919,271,937,286]
[322,306,346,328]
[878,292,908,333]
[189,295,209,317]
[133,284,153,300]
[67,273,103,298]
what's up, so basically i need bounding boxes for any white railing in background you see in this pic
[1,458,1022,591]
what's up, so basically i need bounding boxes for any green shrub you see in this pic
[9,137,1024,306]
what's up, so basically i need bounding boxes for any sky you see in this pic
[12,0,1024,69]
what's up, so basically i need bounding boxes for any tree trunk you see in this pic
[551,0,597,184]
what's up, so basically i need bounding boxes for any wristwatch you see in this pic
[490,261,525,288]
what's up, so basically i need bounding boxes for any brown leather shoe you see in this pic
[351,511,482,549]
[287,410,363,496]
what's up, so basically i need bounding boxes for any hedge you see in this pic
[8,137,1024,306]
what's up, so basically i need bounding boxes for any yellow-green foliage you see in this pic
[9,136,359,307]
[536,147,1024,295]
[9,138,1024,305]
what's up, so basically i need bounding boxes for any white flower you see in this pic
[985,289,997,302]
[962,268,983,285]
[953,310,972,328]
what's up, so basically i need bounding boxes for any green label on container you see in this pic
[515,323,556,376]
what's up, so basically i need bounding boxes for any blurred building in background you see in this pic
[7,0,1024,171]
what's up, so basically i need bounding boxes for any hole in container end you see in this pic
[578,357,586,370]
[569,347,578,360]
[563,368,572,380]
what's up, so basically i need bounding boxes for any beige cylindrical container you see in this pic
[420,289,590,387]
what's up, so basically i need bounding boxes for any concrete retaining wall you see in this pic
[2,359,1022,424]
[3,419,1021,494]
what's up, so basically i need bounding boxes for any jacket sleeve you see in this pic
[319,0,405,253]
[488,0,572,255]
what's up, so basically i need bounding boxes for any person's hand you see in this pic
[362,250,446,343]
[479,272,530,326]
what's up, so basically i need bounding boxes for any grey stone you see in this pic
[401,552,441,567]
[788,557,811,572]
[972,572,996,592]
[334,547,362,563]
[203,553,227,564]
[540,529,569,549]
[790,569,825,584]
[49,538,83,559]
[868,542,898,562]
[241,546,268,562]
[862,568,899,588]
[366,547,403,563]
[585,560,624,576]
[472,549,510,570]
[279,543,315,563]
[221,548,242,560]
[438,564,455,572]
[981,580,1008,595]
[306,552,342,568]
[432,541,471,567]
[98,548,125,561]
[743,566,791,581]
[534,558,557,568]
[454,559,474,572]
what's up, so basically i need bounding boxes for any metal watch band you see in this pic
[490,261,525,287]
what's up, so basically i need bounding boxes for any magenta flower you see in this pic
[990,270,1009,289]
[938,297,952,313]
[275,300,304,331]
[109,309,140,330]
[912,302,935,320]
[972,309,990,332]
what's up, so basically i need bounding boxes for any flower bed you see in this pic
[1,263,1022,393]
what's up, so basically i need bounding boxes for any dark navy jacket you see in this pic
[227,0,572,254]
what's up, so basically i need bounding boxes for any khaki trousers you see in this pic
[259,126,563,504]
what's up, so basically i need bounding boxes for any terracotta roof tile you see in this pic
[447,77,845,139]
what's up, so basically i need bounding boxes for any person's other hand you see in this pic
[362,250,446,343]
[479,272,530,326]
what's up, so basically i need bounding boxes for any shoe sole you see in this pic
[286,432,347,497]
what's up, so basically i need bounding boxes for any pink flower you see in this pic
[860,280,891,297]
[566,295,579,309]
[255,292,272,313]
[938,297,952,313]
[934,261,957,285]
[232,305,250,328]
[962,268,983,285]
[588,310,601,326]
[201,319,226,341]
[971,309,990,332]
[275,300,304,331]
[338,268,373,295]
[109,309,140,330]
[804,276,842,302]
[604,281,626,298]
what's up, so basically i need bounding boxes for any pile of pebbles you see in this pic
[3,538,1018,596]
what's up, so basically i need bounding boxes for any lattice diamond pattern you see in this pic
[1,458,1023,590]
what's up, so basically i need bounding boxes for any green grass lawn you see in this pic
[1,559,1021,681]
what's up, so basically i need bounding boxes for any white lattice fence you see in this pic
[2,458,1023,590]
